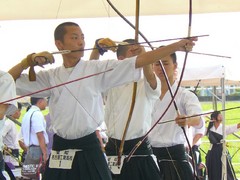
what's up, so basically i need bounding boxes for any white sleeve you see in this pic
[226,124,239,135]
[1,121,10,137]
[95,57,142,92]
[0,118,6,150]
[0,71,17,106]
[144,75,161,100]
[0,118,5,131]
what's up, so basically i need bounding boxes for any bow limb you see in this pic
[106,0,183,171]
[127,1,193,177]
[156,0,192,111]
[106,0,154,50]
[106,3,192,178]
[106,0,153,162]
[117,0,140,165]
[174,0,192,98]
[171,1,200,179]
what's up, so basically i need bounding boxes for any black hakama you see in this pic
[206,131,237,180]
[105,137,161,180]
[153,144,195,180]
[43,132,112,180]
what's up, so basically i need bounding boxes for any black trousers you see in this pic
[153,144,195,180]
[105,137,162,180]
[43,132,112,180]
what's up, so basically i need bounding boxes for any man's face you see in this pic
[216,114,223,122]
[56,25,85,59]
[153,56,177,81]
[11,109,21,119]
[39,98,48,111]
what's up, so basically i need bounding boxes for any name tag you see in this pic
[107,156,124,174]
[49,149,81,169]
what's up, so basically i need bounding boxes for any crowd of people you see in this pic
[0,21,239,180]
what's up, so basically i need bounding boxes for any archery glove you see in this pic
[20,51,55,81]
[95,38,117,55]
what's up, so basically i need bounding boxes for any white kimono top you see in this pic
[149,81,202,148]
[210,123,239,136]
[0,71,16,106]
[104,76,160,140]
[16,57,141,139]
[0,71,17,150]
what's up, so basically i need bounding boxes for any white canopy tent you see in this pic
[1,0,240,20]
[179,64,240,117]
[180,65,240,87]
[179,64,240,179]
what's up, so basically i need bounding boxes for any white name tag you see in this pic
[107,156,124,174]
[49,149,81,169]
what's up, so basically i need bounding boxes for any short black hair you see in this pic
[54,22,79,42]
[116,39,136,58]
[17,102,22,110]
[30,97,43,105]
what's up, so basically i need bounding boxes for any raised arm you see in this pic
[89,40,101,60]
[135,38,196,68]
[0,72,17,119]
[8,63,25,81]
[89,38,117,60]
[8,51,55,81]
[143,64,157,90]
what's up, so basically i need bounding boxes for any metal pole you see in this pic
[221,77,227,180]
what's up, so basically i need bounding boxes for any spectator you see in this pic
[206,111,239,180]
[21,97,49,172]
